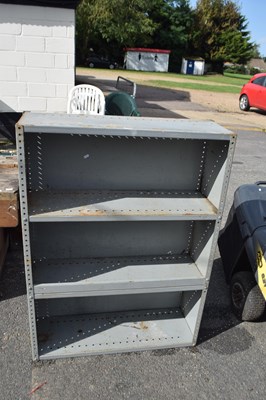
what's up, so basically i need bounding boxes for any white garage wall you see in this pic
[0,3,75,113]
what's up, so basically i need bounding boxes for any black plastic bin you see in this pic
[218,182,266,321]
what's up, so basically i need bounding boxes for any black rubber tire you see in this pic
[88,62,94,68]
[239,94,250,111]
[230,271,265,321]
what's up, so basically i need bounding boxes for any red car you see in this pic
[239,72,266,112]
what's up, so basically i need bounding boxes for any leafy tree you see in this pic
[76,0,194,69]
[76,0,92,65]
[148,0,194,71]
[251,43,262,59]
[190,0,255,72]
[76,0,156,65]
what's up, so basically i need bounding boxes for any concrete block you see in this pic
[0,52,25,66]
[0,22,21,35]
[67,25,75,39]
[68,54,75,69]
[22,24,52,37]
[46,37,74,54]
[28,83,56,98]
[56,84,68,98]
[0,66,17,81]
[17,36,45,52]
[26,53,54,68]
[17,68,46,83]
[18,97,46,112]
[0,35,16,50]
[0,82,27,96]
[53,26,67,38]
[55,54,68,69]
[47,98,68,112]
[47,69,74,84]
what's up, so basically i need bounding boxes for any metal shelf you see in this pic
[28,190,218,222]
[33,254,205,299]
[37,308,194,359]
[16,113,236,359]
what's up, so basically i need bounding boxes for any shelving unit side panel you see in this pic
[201,136,236,210]
[16,124,39,360]
[190,220,216,277]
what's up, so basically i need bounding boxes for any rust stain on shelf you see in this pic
[140,321,149,330]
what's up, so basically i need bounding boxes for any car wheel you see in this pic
[109,64,115,70]
[88,62,95,68]
[230,271,265,321]
[239,94,250,111]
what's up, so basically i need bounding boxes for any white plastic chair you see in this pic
[67,84,105,115]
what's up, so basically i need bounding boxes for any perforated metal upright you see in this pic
[16,112,236,360]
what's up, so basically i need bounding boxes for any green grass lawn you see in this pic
[118,68,250,81]
[134,73,250,93]
[119,70,251,93]
[77,66,251,93]
[142,79,242,94]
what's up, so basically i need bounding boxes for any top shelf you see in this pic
[28,190,218,221]
[17,113,233,141]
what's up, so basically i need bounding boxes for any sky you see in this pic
[189,0,266,56]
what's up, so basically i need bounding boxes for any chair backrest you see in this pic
[105,92,140,117]
[67,84,105,115]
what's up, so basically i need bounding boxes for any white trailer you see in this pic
[124,48,170,72]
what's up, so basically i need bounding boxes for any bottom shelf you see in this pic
[37,307,195,359]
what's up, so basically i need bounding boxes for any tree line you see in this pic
[76,0,258,72]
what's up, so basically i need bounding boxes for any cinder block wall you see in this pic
[0,3,75,113]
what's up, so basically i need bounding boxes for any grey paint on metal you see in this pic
[25,134,208,191]
[16,113,235,359]
[28,190,217,222]
[33,254,205,299]
[35,291,201,359]
[116,76,137,98]
[181,290,202,335]
[37,309,193,359]
[16,125,39,360]
[35,292,184,317]
[29,221,193,259]
[18,112,232,139]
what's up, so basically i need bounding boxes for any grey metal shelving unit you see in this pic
[16,112,236,360]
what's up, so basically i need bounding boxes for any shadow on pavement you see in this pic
[249,109,266,116]
[197,257,240,344]
[0,242,26,301]
[76,75,208,119]
[198,256,266,345]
